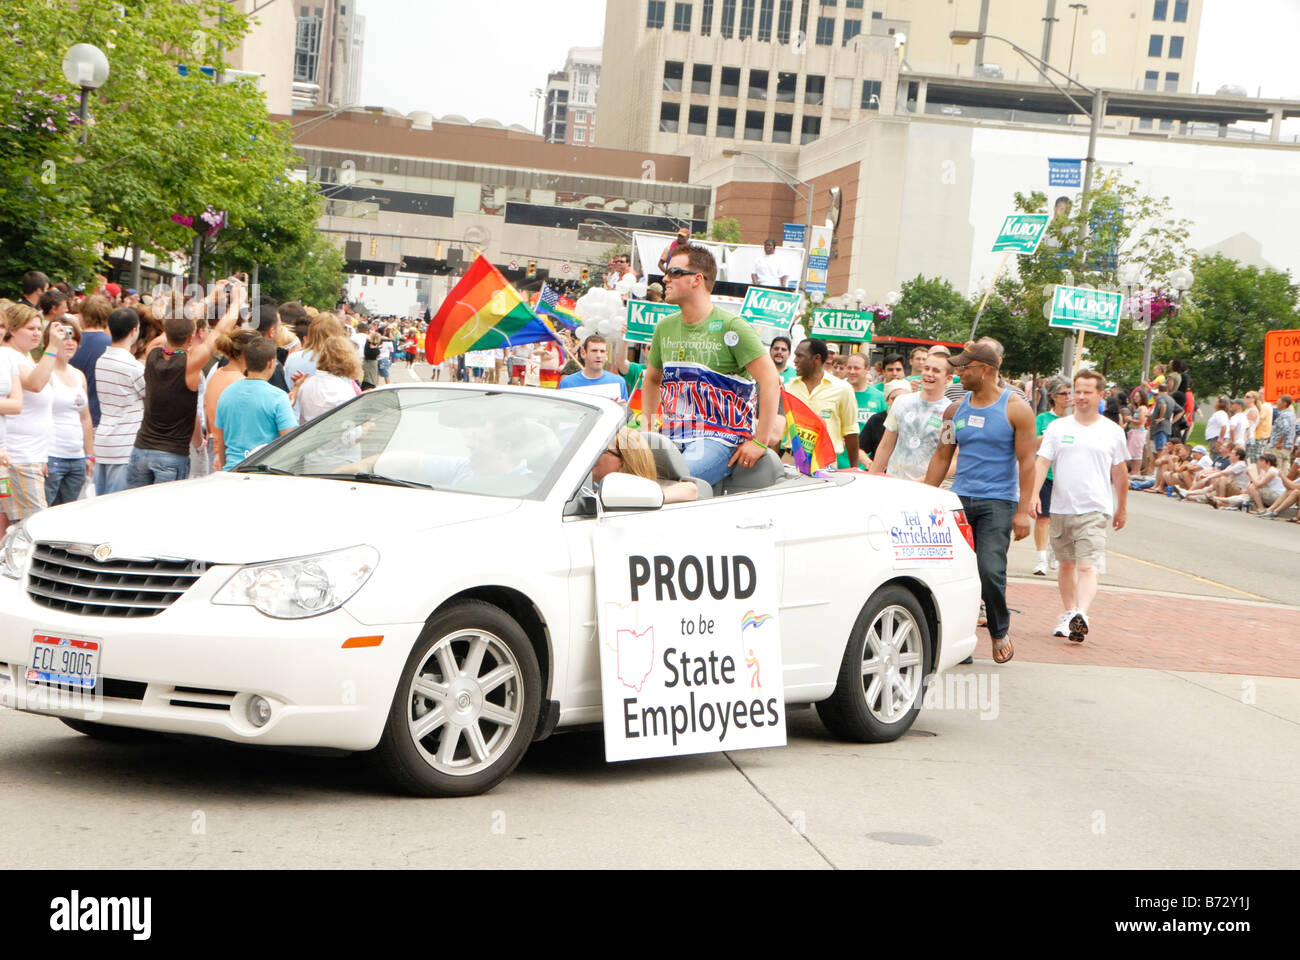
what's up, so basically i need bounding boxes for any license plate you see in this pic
[27,634,100,690]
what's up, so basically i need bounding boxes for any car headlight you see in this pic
[1,522,33,580]
[212,545,379,619]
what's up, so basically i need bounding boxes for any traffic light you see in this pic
[527,259,537,279]
[369,236,378,257]
[580,266,589,283]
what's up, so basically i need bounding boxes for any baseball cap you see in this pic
[1192,445,1208,454]
[948,340,1002,368]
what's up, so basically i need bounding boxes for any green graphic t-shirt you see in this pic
[647,306,765,375]
[1036,409,1061,480]
[854,389,874,430]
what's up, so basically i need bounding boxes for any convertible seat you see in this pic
[716,448,784,496]
[642,433,713,499]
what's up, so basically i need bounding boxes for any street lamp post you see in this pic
[722,149,814,296]
[62,43,110,145]
[950,29,1104,373]
[1139,267,1193,385]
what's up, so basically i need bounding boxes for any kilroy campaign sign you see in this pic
[991,214,1050,255]
[739,286,803,343]
[811,308,874,344]
[624,301,682,344]
[593,525,786,762]
[1049,284,1125,337]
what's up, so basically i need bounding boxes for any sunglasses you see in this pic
[663,267,700,278]
[604,447,623,460]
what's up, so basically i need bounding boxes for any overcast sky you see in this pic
[356,0,1300,131]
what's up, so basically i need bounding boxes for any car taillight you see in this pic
[953,509,975,551]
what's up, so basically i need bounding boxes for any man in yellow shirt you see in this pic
[786,337,859,469]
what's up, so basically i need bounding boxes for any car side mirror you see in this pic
[598,473,664,512]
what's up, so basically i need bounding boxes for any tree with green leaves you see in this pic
[0,0,316,292]
[982,176,1193,382]
[1160,254,1299,397]
[709,217,741,243]
[887,274,974,342]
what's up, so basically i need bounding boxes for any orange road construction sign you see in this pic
[1264,329,1300,402]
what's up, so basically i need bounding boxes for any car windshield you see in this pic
[241,388,598,500]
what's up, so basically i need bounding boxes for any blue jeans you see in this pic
[677,437,738,487]
[93,462,130,496]
[126,448,191,488]
[45,457,87,506]
[1152,431,1170,452]
[958,496,1016,641]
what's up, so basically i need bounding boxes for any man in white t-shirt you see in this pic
[869,350,951,481]
[1032,370,1129,644]
[349,321,368,355]
[1204,396,1230,446]
[1227,398,1251,448]
[750,239,788,289]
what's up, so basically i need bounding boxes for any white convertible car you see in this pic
[0,384,979,796]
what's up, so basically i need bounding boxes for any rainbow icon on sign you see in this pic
[741,611,773,634]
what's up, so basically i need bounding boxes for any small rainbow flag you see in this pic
[536,283,581,330]
[740,611,774,633]
[426,256,563,365]
[781,388,836,476]
[539,368,561,389]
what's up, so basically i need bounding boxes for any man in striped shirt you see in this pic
[93,308,145,495]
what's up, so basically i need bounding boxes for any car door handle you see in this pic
[736,519,773,530]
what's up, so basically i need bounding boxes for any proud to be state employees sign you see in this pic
[593,524,787,762]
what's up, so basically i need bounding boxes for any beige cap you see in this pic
[884,379,913,400]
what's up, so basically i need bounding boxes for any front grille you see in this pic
[166,685,237,711]
[27,543,208,618]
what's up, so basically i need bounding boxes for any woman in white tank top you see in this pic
[44,324,94,506]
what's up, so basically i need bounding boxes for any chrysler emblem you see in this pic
[93,543,113,562]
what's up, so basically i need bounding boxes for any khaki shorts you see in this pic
[1049,511,1109,564]
[3,463,46,522]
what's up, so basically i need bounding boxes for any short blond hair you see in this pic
[315,335,362,380]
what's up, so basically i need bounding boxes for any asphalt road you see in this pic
[2,660,1294,869]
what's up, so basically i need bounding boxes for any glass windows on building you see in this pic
[721,0,736,37]
[843,19,862,44]
[716,107,737,137]
[776,0,794,42]
[659,102,680,132]
[757,0,774,41]
[1144,70,1159,90]
[1168,35,1184,57]
[647,1,667,28]
[862,79,881,109]
[663,60,684,91]
[1173,0,1188,22]
[1153,0,1167,19]
[776,71,796,101]
[673,3,692,31]
[748,68,768,99]
[692,64,712,94]
[738,0,755,39]
[805,74,825,104]
[688,105,709,135]
[701,0,713,34]
[744,109,765,140]
[801,114,821,144]
[720,66,741,97]
[1164,71,1179,91]
[772,112,793,143]
[1148,34,1163,56]
[816,16,835,45]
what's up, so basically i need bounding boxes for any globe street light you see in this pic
[62,43,110,145]
[1139,267,1193,385]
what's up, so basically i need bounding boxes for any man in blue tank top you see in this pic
[923,339,1038,664]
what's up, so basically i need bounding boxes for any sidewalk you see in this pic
[969,578,1300,678]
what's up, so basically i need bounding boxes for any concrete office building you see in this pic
[281,107,712,304]
[542,47,602,146]
[291,0,365,110]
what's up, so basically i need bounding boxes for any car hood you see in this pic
[25,472,522,565]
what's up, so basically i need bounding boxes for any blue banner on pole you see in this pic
[1048,157,1083,188]
[782,223,806,246]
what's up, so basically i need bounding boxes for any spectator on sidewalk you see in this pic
[213,337,297,471]
[2,302,66,524]
[69,294,112,429]
[1227,398,1252,450]
[92,308,146,496]
[41,321,93,506]
[1208,452,1284,513]
[1032,369,1129,644]
[1184,445,1249,503]
[1270,394,1295,471]
[1150,381,1181,453]
[924,339,1038,665]
[1204,396,1230,448]
[1258,456,1300,519]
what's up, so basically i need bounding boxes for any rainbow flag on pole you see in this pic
[426,255,563,364]
[536,283,581,330]
[780,388,837,476]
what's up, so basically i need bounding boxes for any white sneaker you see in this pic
[1048,553,1059,571]
[1173,485,1188,500]
[1033,557,1048,576]
[1054,611,1072,637]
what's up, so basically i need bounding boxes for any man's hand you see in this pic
[1113,507,1127,531]
[1012,510,1032,541]
[1030,495,1041,519]
[728,439,767,470]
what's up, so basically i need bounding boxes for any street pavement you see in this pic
[2,421,1295,869]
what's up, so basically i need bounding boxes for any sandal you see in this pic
[991,636,1014,664]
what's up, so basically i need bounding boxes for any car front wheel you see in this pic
[373,600,541,797]
[816,585,930,742]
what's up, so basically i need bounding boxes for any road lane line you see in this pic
[1105,549,1269,601]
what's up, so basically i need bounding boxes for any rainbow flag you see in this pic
[426,256,563,364]
[781,388,836,476]
[536,283,581,330]
[539,368,561,389]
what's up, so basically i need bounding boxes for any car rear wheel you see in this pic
[817,585,930,742]
[373,600,541,797]
[60,718,161,742]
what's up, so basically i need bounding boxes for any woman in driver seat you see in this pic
[594,427,698,504]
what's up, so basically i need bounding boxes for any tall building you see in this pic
[292,0,366,110]
[542,46,603,145]
[599,1,1206,159]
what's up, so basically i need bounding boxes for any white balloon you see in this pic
[576,323,598,341]
[615,275,636,294]
[597,314,622,336]
[631,281,648,298]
